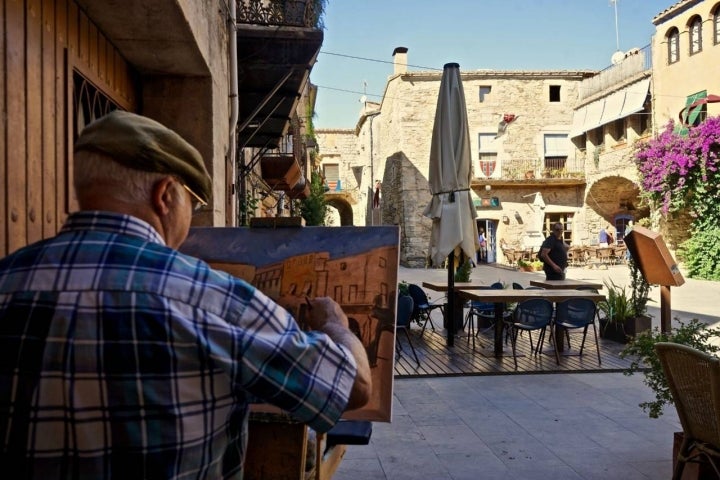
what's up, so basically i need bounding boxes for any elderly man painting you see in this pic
[0,111,371,479]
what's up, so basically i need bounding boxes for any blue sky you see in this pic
[311,0,672,129]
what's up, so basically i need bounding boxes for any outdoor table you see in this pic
[529,279,603,290]
[457,289,606,357]
[422,281,488,334]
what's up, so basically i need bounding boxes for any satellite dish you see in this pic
[611,50,624,65]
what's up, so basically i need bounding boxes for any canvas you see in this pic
[180,225,400,422]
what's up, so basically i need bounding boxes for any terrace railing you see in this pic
[236,0,325,28]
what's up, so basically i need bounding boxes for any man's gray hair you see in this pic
[74,150,166,204]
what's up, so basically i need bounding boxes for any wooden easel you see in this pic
[244,411,348,480]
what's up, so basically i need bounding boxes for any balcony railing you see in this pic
[498,158,585,181]
[236,0,325,28]
[578,44,651,101]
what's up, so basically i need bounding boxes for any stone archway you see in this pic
[326,197,354,226]
[586,175,645,222]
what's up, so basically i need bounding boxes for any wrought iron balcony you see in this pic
[497,158,585,181]
[236,0,325,28]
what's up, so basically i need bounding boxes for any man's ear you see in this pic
[152,177,176,216]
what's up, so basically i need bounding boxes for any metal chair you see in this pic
[655,342,720,479]
[553,298,601,365]
[395,295,419,365]
[505,298,559,369]
[407,283,445,335]
[464,282,509,349]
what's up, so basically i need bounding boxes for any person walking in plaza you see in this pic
[0,111,371,479]
[539,221,569,280]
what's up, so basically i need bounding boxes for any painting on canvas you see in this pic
[180,226,400,422]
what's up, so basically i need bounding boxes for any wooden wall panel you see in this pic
[0,0,6,257]
[26,0,43,245]
[6,0,28,253]
[1,0,137,255]
[54,0,67,227]
[42,0,57,237]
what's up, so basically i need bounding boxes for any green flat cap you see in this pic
[74,110,212,203]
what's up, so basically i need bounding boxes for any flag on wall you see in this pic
[495,114,518,139]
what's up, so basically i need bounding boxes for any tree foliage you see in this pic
[300,171,328,226]
[634,118,720,279]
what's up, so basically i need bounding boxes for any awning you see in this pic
[570,78,650,138]
[620,78,651,117]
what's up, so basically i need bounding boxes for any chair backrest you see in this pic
[524,286,544,290]
[407,284,430,311]
[655,342,720,448]
[470,283,503,311]
[555,298,597,328]
[396,295,414,328]
[512,298,554,328]
[512,282,524,290]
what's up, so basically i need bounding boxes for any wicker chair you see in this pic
[655,342,720,479]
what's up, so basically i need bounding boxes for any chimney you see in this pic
[392,47,408,75]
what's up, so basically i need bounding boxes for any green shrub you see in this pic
[621,319,720,418]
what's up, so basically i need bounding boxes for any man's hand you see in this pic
[306,297,349,331]
[306,297,372,410]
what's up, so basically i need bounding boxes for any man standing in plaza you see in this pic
[0,111,371,479]
[539,222,569,280]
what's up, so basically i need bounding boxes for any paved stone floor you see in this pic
[333,263,720,479]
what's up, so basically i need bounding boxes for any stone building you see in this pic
[648,0,720,248]
[318,48,598,266]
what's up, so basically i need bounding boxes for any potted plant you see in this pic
[621,319,720,418]
[454,259,472,282]
[597,258,652,342]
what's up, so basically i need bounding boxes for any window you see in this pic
[667,27,680,64]
[689,16,702,54]
[614,215,634,245]
[479,85,491,102]
[549,85,561,102]
[543,133,568,170]
[714,7,720,45]
[323,163,339,190]
[477,133,497,177]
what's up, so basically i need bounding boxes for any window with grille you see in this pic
[689,16,702,55]
[714,7,720,45]
[73,71,121,142]
[543,133,568,170]
[667,28,680,64]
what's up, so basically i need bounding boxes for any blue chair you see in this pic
[407,284,445,335]
[464,282,509,349]
[395,295,419,365]
[505,298,559,369]
[554,298,601,365]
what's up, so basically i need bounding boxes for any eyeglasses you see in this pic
[181,183,207,212]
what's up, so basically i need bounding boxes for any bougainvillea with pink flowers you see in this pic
[634,118,720,280]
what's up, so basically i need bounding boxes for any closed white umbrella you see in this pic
[423,63,479,346]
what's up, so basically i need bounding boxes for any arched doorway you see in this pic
[326,197,354,226]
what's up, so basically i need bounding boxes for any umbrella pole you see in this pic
[447,250,455,346]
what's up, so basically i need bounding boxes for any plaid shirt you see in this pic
[0,211,356,479]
